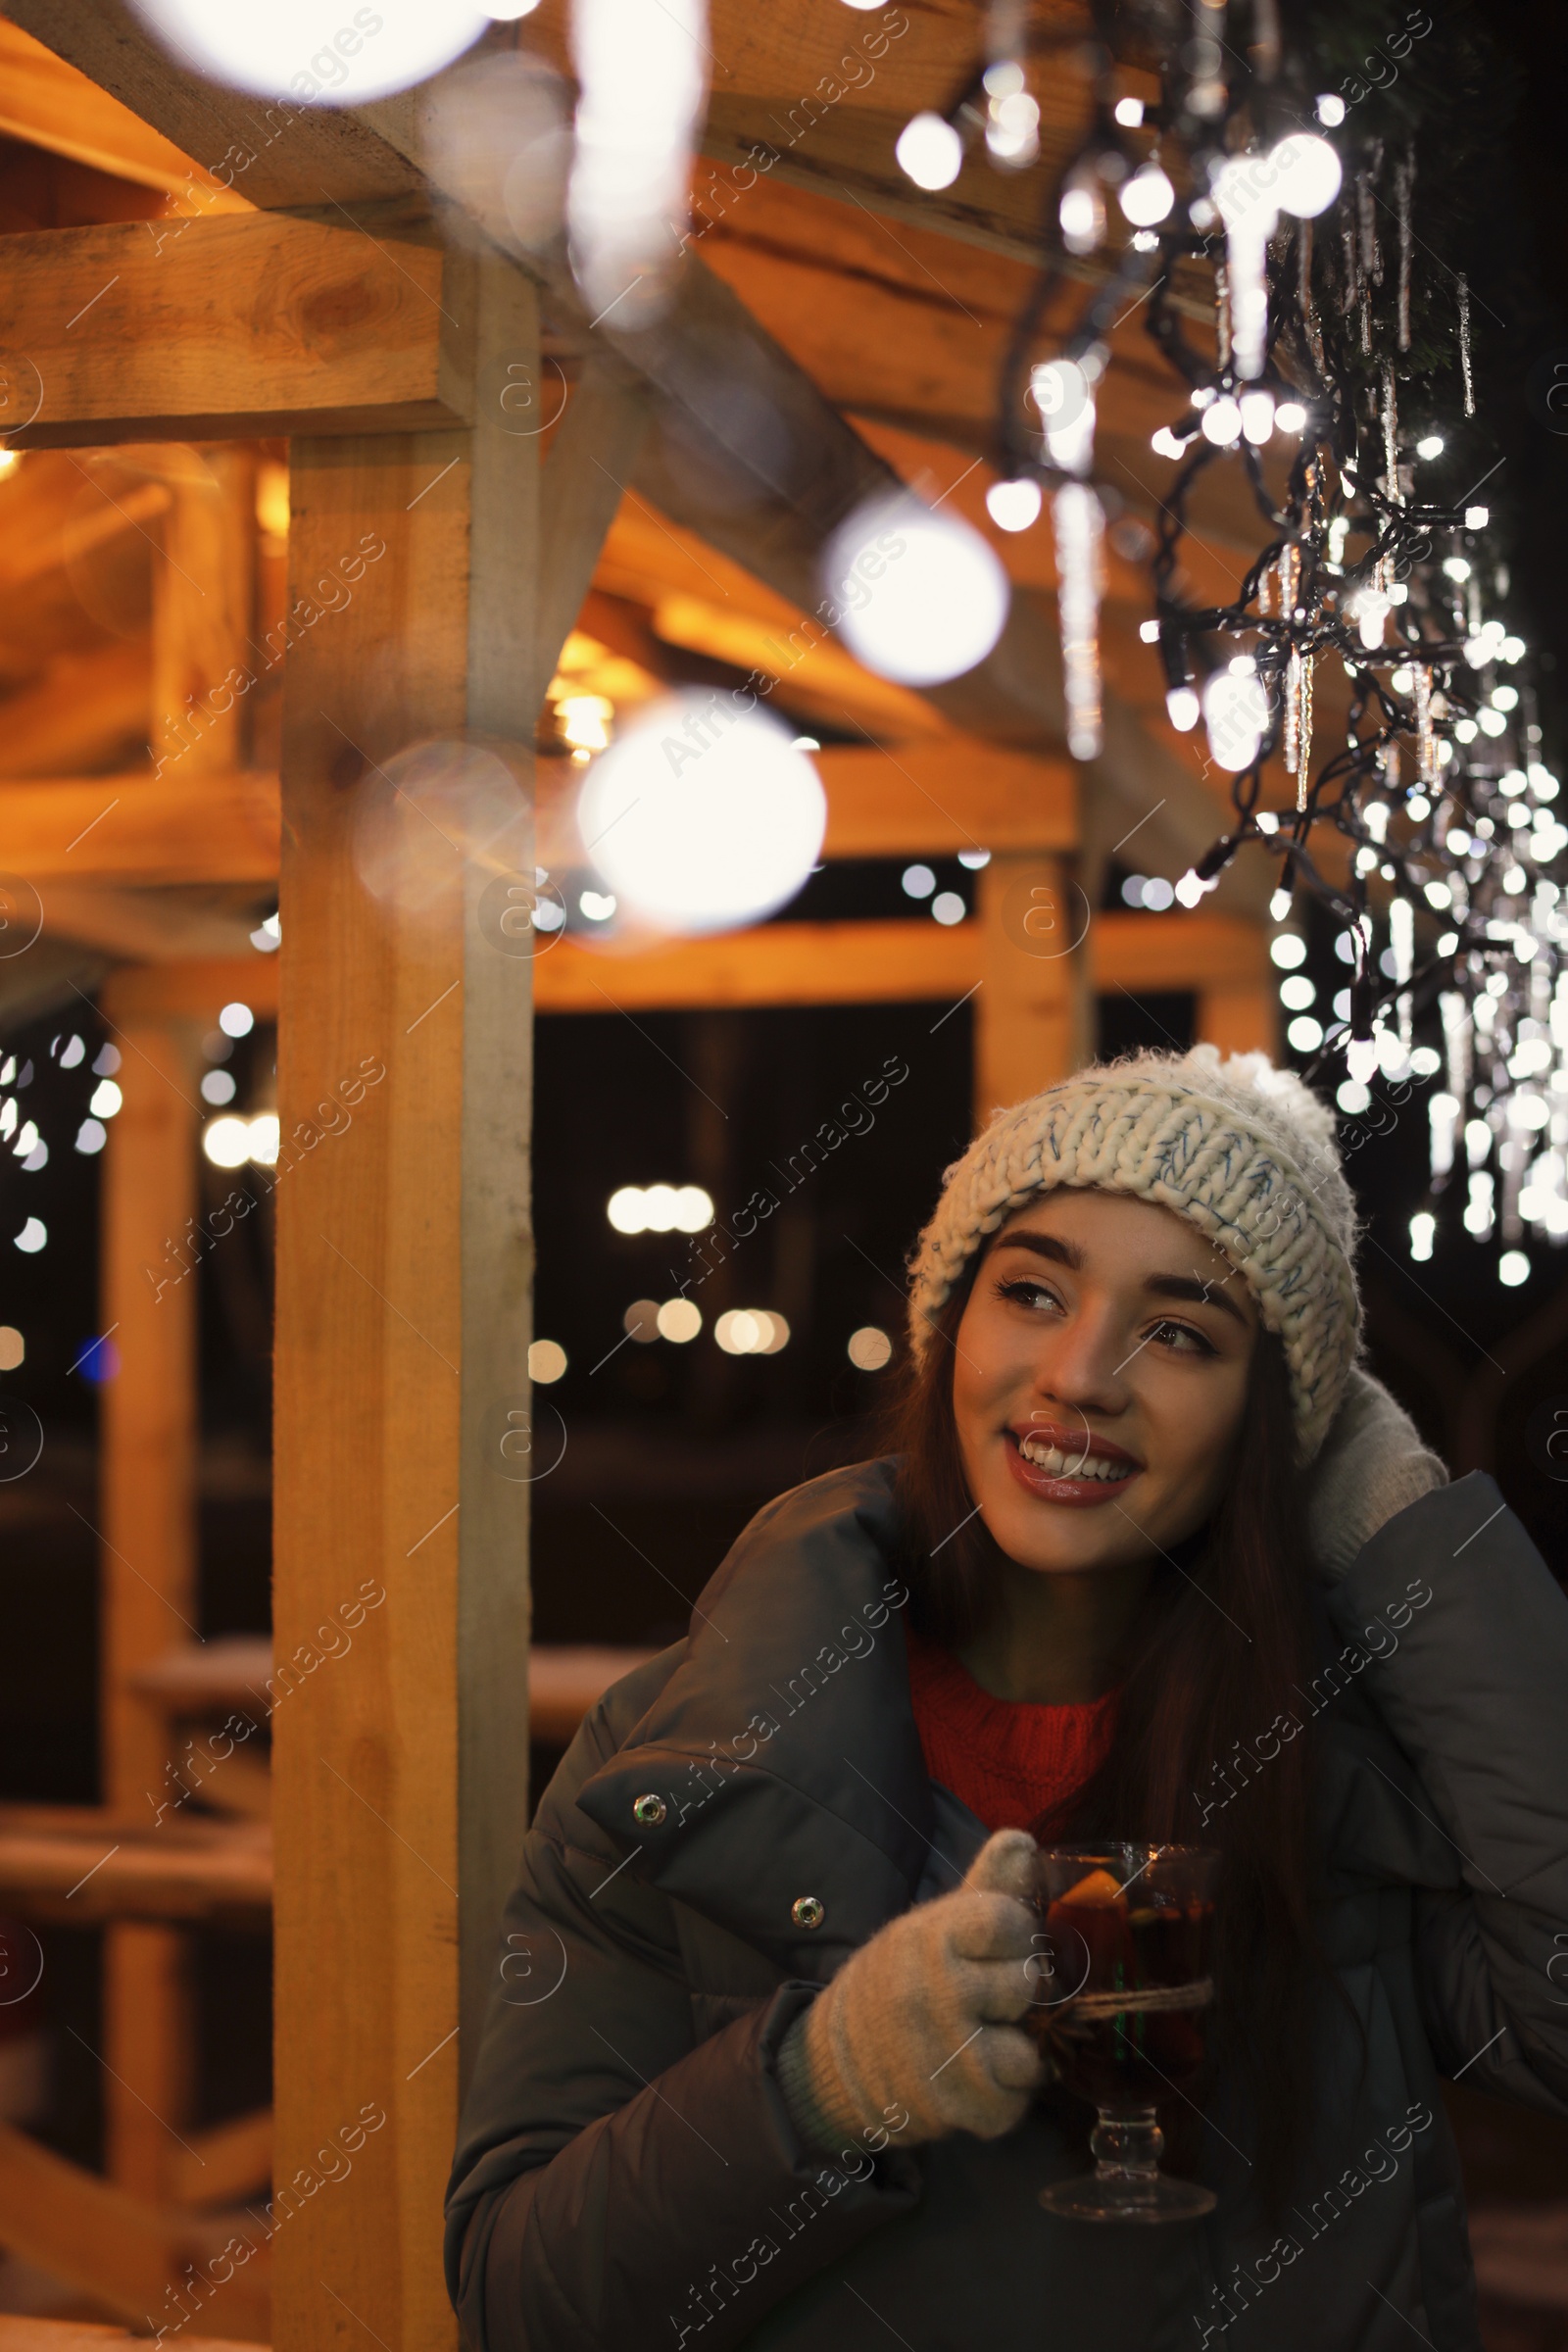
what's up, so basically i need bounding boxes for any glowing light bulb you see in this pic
[1356,588,1390,650]
[1416,433,1445,460]
[1315,93,1347,127]
[1240,388,1275,444]
[125,0,489,101]
[1165,685,1200,733]
[824,494,1009,686]
[1200,395,1243,445]
[896,111,962,191]
[1059,180,1102,255]
[1031,358,1096,474]
[1212,156,1277,379]
[1268,130,1343,218]
[986,478,1043,532]
[568,0,708,323]
[577,692,825,934]
[1274,401,1307,433]
[1346,1036,1379,1084]
[1119,162,1174,226]
[1202,667,1268,770]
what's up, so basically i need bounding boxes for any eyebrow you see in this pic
[991,1229,1250,1327]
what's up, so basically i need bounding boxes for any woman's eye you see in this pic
[997,1277,1062,1313]
[1148,1318,1215,1356]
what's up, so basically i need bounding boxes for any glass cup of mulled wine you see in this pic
[1027,1842,1219,2224]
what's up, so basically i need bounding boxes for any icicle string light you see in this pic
[895,6,1563,1260]
[1054,481,1105,761]
[1457,274,1475,416]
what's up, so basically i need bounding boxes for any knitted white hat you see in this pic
[907,1046,1359,1460]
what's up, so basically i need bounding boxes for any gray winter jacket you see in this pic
[445,1458,1568,2351]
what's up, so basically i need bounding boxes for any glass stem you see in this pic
[1091,2106,1163,2201]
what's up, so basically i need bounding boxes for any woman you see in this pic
[446,1048,1568,2351]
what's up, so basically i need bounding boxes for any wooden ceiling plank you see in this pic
[0,18,252,207]
[0,0,417,210]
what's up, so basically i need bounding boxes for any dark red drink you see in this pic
[1033,1846,1221,2224]
[1032,1872,1214,2102]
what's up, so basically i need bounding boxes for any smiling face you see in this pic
[951,1188,1258,1577]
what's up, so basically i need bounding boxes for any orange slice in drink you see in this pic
[1056,1867,1125,1907]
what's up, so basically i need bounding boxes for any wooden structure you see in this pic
[0,5,1288,2344]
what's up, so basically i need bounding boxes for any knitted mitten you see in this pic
[776,1829,1044,2155]
[1306,1366,1447,1584]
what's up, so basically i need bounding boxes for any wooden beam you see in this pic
[0,639,150,779]
[272,250,537,2352]
[132,1635,659,1751]
[0,1820,270,1926]
[529,1648,660,1745]
[535,917,976,1012]
[2,208,472,448]
[0,2322,263,2352]
[533,909,1264,1013]
[536,362,651,706]
[167,2107,272,2210]
[1088,909,1267,993]
[813,743,1075,856]
[0,772,279,885]
[104,956,279,1025]
[1,0,421,212]
[5,732,1067,897]
[151,445,256,777]
[974,854,1090,1121]
[40,888,260,963]
[0,2118,270,2337]
[0,19,255,206]
[100,1004,201,2198]
[648,592,948,739]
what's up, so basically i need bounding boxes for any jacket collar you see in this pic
[576,1458,932,1973]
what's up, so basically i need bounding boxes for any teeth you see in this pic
[1018,1435,1132,1482]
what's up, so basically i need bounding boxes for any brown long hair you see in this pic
[888,1252,1330,2217]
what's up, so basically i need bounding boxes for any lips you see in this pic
[1004,1423,1142,1509]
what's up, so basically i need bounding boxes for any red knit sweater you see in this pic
[906,1626,1117,1835]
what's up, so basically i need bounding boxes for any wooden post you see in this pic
[973,852,1090,1126]
[99,1016,200,2195]
[270,252,536,2352]
[101,448,255,2199]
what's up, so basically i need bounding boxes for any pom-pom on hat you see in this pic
[907,1046,1360,1460]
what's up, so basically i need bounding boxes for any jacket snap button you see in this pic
[632,1792,666,1826]
[792,1895,825,1930]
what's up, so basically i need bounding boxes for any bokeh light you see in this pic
[824,494,1009,687]
[126,0,490,103]
[576,694,825,936]
[355,740,529,925]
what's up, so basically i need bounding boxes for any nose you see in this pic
[1026,1295,1129,1423]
